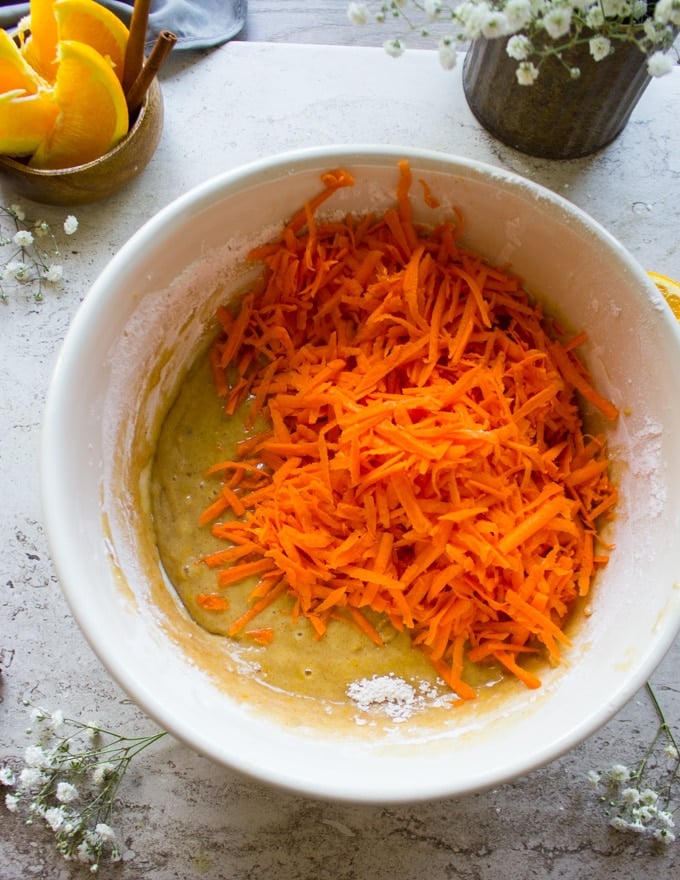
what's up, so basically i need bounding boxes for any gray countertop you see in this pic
[1,3,679,877]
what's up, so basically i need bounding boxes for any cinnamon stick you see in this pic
[123,0,153,96]
[126,30,177,116]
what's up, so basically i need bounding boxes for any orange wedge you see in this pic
[20,0,59,83]
[0,28,46,94]
[0,88,59,156]
[54,0,129,83]
[29,39,128,169]
[649,271,680,323]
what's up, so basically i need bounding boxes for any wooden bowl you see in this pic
[0,78,163,206]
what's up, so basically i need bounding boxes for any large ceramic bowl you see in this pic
[41,146,680,803]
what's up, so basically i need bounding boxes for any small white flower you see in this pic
[542,7,572,39]
[589,36,611,62]
[639,787,659,805]
[33,220,50,238]
[424,0,443,20]
[515,60,540,85]
[29,706,48,724]
[43,806,67,832]
[657,810,675,829]
[608,764,630,783]
[347,2,370,26]
[5,792,20,812]
[56,781,79,804]
[663,743,679,761]
[506,33,532,60]
[383,38,405,58]
[482,10,509,38]
[504,0,533,31]
[438,37,458,70]
[585,5,605,28]
[92,762,117,787]
[76,841,96,864]
[13,229,34,248]
[654,827,676,844]
[3,260,27,281]
[10,204,25,221]
[609,815,629,831]
[95,822,116,842]
[24,745,48,768]
[63,215,78,235]
[647,51,674,77]
[621,787,640,805]
[49,710,66,733]
[655,0,680,26]
[0,766,16,786]
[18,767,45,790]
[44,264,64,283]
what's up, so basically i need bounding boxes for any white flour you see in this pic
[346,674,452,723]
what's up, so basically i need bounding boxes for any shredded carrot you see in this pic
[196,593,230,612]
[199,161,618,700]
[244,627,275,646]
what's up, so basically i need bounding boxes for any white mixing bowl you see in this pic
[42,146,680,802]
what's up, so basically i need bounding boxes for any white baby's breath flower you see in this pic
[43,805,67,832]
[608,764,631,783]
[45,264,64,283]
[13,229,34,247]
[63,215,78,235]
[647,51,674,77]
[438,36,458,69]
[515,60,540,84]
[655,0,680,25]
[24,745,48,768]
[585,5,605,28]
[0,766,16,786]
[19,766,45,790]
[5,792,20,812]
[654,827,676,844]
[621,787,640,805]
[481,10,509,37]
[542,6,572,39]
[424,0,443,20]
[506,33,532,60]
[92,762,117,787]
[56,781,79,804]
[347,2,370,26]
[30,706,48,724]
[504,0,533,30]
[664,743,679,761]
[94,823,116,842]
[586,769,602,790]
[50,710,66,734]
[33,220,50,238]
[384,37,405,58]
[10,203,25,221]
[589,36,612,61]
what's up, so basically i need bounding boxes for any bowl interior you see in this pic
[42,147,680,802]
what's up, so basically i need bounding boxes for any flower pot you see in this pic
[462,37,654,160]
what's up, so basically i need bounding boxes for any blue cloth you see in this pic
[0,1,247,49]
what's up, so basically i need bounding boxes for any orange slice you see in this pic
[0,28,46,94]
[0,88,59,156]
[54,0,129,84]
[649,271,680,323]
[29,39,128,170]
[20,0,59,83]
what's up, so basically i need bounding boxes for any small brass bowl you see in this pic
[0,77,163,206]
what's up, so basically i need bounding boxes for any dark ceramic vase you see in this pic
[462,37,654,160]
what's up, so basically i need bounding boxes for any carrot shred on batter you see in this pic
[199,160,618,701]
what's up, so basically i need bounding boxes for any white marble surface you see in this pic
[1,40,679,879]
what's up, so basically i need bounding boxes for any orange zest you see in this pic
[199,160,618,701]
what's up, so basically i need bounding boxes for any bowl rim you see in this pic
[41,144,680,802]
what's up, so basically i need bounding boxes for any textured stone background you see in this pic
[2,13,679,877]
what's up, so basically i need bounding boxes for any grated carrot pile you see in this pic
[199,161,618,700]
